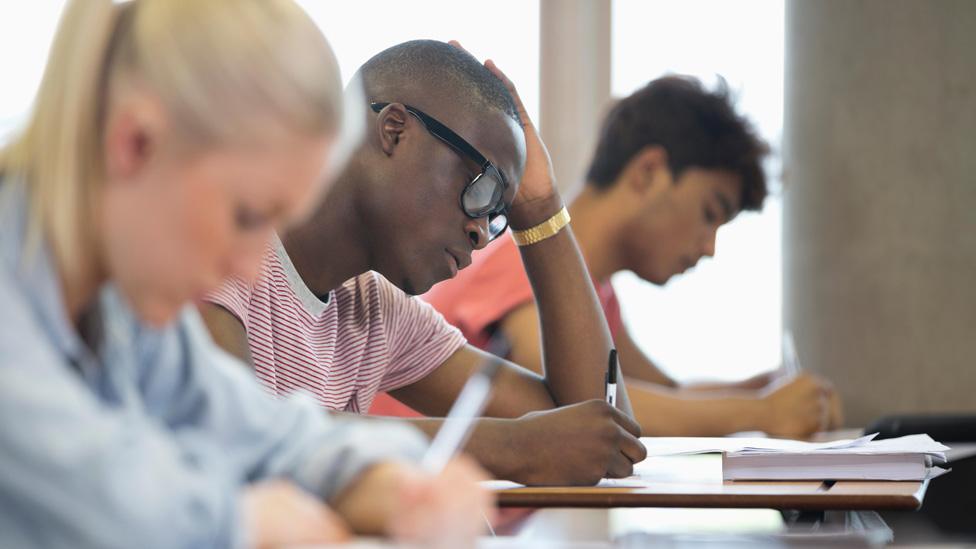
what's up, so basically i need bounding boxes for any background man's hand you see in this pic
[759,373,831,438]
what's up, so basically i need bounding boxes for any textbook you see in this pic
[720,434,950,481]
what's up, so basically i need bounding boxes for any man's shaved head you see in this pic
[317,40,527,297]
[358,40,520,126]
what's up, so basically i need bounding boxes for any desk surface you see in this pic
[493,455,928,511]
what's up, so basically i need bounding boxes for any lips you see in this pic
[445,250,460,278]
[445,248,472,277]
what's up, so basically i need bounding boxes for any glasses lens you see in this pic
[488,213,508,240]
[462,170,505,216]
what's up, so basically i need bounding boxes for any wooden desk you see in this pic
[493,455,929,511]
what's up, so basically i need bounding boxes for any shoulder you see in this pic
[203,240,289,324]
[334,271,411,319]
[0,270,55,369]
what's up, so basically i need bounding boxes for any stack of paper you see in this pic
[641,433,880,457]
[641,434,949,481]
[723,434,949,481]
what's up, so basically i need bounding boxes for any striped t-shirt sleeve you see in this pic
[373,274,467,393]
[204,277,254,327]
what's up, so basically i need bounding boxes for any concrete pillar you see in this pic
[539,0,611,193]
[784,0,976,426]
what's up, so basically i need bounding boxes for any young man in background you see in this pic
[416,76,843,438]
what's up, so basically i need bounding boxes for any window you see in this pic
[611,0,785,382]
[297,1,540,123]
[1,2,541,140]
[0,1,66,143]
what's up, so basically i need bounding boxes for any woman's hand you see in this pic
[388,456,495,545]
[243,479,351,549]
[335,456,494,548]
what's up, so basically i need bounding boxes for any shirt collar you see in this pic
[0,179,90,365]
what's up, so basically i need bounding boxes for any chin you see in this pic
[390,275,418,296]
[641,269,671,286]
[404,277,434,296]
[133,296,184,328]
[404,269,445,296]
[383,258,438,296]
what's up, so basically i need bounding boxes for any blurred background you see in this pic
[2,0,972,426]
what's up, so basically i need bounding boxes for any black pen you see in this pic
[605,349,618,407]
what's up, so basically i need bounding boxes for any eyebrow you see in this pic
[714,190,736,222]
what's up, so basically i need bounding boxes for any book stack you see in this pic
[640,433,949,481]
[722,434,948,481]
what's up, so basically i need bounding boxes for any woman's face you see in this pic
[100,96,333,326]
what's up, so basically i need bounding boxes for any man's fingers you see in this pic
[609,405,642,438]
[447,39,517,115]
[483,59,512,89]
[605,450,635,479]
[617,428,648,464]
[447,39,468,54]
[483,59,531,122]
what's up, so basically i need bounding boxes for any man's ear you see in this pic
[103,98,161,182]
[624,145,672,196]
[376,103,409,156]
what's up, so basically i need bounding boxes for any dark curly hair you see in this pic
[585,76,768,211]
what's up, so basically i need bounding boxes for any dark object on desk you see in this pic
[864,413,976,442]
[881,447,976,541]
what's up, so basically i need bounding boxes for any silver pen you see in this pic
[782,330,802,377]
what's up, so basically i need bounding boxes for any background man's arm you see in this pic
[495,300,840,438]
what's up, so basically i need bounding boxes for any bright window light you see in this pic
[0,2,540,140]
[611,0,785,383]
[0,1,66,143]
[296,1,540,124]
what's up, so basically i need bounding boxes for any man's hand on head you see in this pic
[447,40,562,229]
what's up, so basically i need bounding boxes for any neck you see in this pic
[568,185,628,282]
[281,172,371,296]
[62,232,106,328]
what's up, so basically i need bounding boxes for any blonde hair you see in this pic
[0,0,342,280]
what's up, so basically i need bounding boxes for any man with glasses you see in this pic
[201,40,647,486]
[368,102,513,242]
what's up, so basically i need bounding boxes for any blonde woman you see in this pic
[0,1,491,548]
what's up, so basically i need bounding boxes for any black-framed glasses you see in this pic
[370,101,511,240]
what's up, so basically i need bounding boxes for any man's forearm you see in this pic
[510,197,630,415]
[396,417,524,481]
[628,378,765,436]
[685,371,776,392]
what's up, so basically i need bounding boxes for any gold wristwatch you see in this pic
[511,207,571,246]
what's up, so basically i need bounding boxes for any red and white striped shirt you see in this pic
[205,237,466,413]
